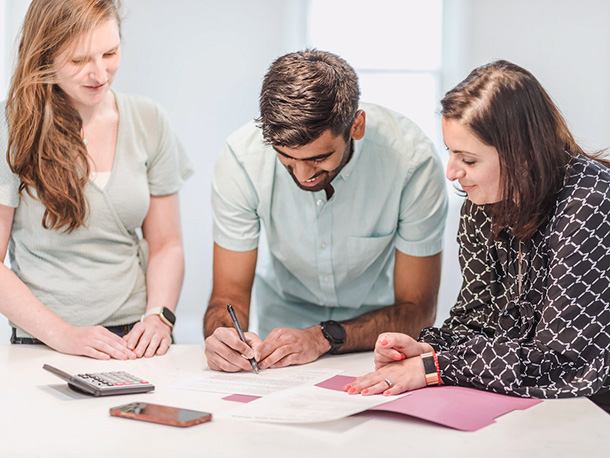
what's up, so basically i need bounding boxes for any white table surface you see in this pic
[1,344,608,458]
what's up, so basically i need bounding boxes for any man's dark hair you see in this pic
[257,49,360,146]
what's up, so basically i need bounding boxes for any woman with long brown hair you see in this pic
[346,60,610,412]
[0,0,193,359]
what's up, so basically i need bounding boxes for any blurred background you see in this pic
[1,0,609,344]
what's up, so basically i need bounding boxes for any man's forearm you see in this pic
[203,298,252,338]
[335,300,436,354]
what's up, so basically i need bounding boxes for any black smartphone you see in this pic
[110,402,212,427]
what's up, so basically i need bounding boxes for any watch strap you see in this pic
[319,320,346,354]
[421,351,441,386]
[141,307,175,329]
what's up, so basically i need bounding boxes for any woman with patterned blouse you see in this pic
[346,60,610,413]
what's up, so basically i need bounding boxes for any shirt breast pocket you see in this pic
[345,233,395,278]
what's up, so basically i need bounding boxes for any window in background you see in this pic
[308,0,442,144]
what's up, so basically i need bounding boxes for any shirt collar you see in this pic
[335,136,364,183]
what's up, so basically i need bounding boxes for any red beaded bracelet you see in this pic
[431,349,441,385]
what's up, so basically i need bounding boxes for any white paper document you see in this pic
[172,366,343,396]
[222,385,409,423]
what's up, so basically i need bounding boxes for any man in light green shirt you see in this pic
[204,50,447,372]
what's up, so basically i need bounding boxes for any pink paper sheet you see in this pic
[315,375,542,431]
[222,394,260,403]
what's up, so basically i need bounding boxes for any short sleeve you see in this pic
[0,105,20,208]
[211,143,261,252]
[146,104,194,196]
[394,142,448,257]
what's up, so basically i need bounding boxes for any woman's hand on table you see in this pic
[374,332,434,370]
[124,316,172,358]
[344,356,427,396]
[51,325,137,360]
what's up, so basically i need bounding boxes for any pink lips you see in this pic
[85,82,107,92]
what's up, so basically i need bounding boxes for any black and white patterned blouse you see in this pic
[420,155,610,401]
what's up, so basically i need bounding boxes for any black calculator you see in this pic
[43,364,155,397]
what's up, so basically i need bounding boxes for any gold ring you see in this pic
[384,378,393,388]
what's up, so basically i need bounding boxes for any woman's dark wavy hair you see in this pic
[441,60,610,240]
[257,49,360,147]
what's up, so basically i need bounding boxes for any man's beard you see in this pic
[287,169,333,192]
[286,140,353,193]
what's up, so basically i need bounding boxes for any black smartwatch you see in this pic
[320,320,346,354]
[140,307,176,329]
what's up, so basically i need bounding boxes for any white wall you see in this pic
[1,0,609,344]
[0,0,5,96]
[442,0,610,151]
[114,0,309,342]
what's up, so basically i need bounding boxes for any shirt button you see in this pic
[316,199,324,206]
[320,242,327,249]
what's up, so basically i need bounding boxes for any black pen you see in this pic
[226,304,260,374]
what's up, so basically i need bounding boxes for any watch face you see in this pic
[161,307,176,325]
[322,321,346,343]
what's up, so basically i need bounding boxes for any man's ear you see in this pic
[350,110,366,140]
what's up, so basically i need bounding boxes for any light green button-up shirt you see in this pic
[212,103,447,337]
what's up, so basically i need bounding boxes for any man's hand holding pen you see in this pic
[206,303,336,372]
[204,325,263,373]
[204,303,262,374]
[227,304,260,374]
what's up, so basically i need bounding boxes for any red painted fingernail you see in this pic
[392,353,402,360]
[362,389,369,395]
[348,387,356,394]
[343,384,352,391]
[379,339,388,346]
[384,390,391,396]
